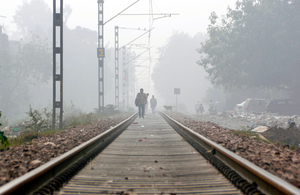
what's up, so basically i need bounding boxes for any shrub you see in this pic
[0,111,9,148]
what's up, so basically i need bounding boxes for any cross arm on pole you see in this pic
[119,27,147,31]
[120,13,179,15]
[119,27,155,50]
[125,47,152,65]
[104,0,141,25]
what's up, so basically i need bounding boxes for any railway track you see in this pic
[0,112,300,195]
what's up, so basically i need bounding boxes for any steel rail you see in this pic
[159,111,300,195]
[0,113,138,195]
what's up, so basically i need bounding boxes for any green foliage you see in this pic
[63,102,105,127]
[1,103,123,148]
[231,130,271,144]
[0,111,9,148]
[24,105,52,132]
[104,104,118,116]
[198,0,300,97]
[93,104,120,117]
[7,131,39,147]
[0,131,9,148]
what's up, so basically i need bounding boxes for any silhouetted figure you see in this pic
[195,101,200,115]
[199,104,204,114]
[135,88,147,118]
[164,106,172,111]
[150,95,157,114]
[145,93,149,114]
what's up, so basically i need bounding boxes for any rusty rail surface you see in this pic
[159,111,300,195]
[0,113,137,195]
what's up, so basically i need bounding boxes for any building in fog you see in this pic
[0,26,20,112]
[0,25,8,112]
[0,26,9,52]
[0,26,20,55]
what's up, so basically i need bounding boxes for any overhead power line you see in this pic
[104,0,141,25]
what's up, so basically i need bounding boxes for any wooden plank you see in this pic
[59,114,242,194]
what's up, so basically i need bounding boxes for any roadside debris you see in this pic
[251,126,269,133]
[191,112,299,130]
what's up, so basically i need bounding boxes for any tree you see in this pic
[198,0,300,98]
[0,35,52,118]
[7,0,121,118]
[14,0,52,40]
[152,32,210,113]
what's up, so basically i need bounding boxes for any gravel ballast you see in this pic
[0,114,132,187]
[168,112,300,188]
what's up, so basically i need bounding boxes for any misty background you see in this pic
[0,0,214,122]
[1,0,300,124]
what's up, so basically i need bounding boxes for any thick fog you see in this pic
[152,32,211,114]
[0,1,118,121]
[0,0,238,123]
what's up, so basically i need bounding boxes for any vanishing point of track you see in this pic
[0,112,300,195]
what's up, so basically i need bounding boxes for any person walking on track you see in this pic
[150,95,157,114]
[199,104,204,114]
[135,88,147,118]
[145,93,149,115]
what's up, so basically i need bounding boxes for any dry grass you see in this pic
[229,130,272,144]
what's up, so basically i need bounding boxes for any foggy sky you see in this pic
[0,0,237,118]
[1,0,236,50]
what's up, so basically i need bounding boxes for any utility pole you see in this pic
[122,47,126,110]
[120,10,178,94]
[115,26,119,110]
[174,88,180,112]
[52,0,63,129]
[115,27,149,111]
[126,51,130,108]
[100,0,141,113]
[97,0,105,114]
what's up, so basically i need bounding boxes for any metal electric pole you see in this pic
[126,51,130,108]
[52,0,63,129]
[115,26,119,110]
[115,27,148,111]
[122,47,127,110]
[97,0,105,113]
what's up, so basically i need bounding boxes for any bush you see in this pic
[94,104,120,116]
[2,103,122,148]
[24,105,52,132]
[63,102,100,127]
[0,111,9,148]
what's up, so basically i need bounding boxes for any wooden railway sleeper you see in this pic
[163,115,265,195]
[32,127,130,195]
[33,153,93,194]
